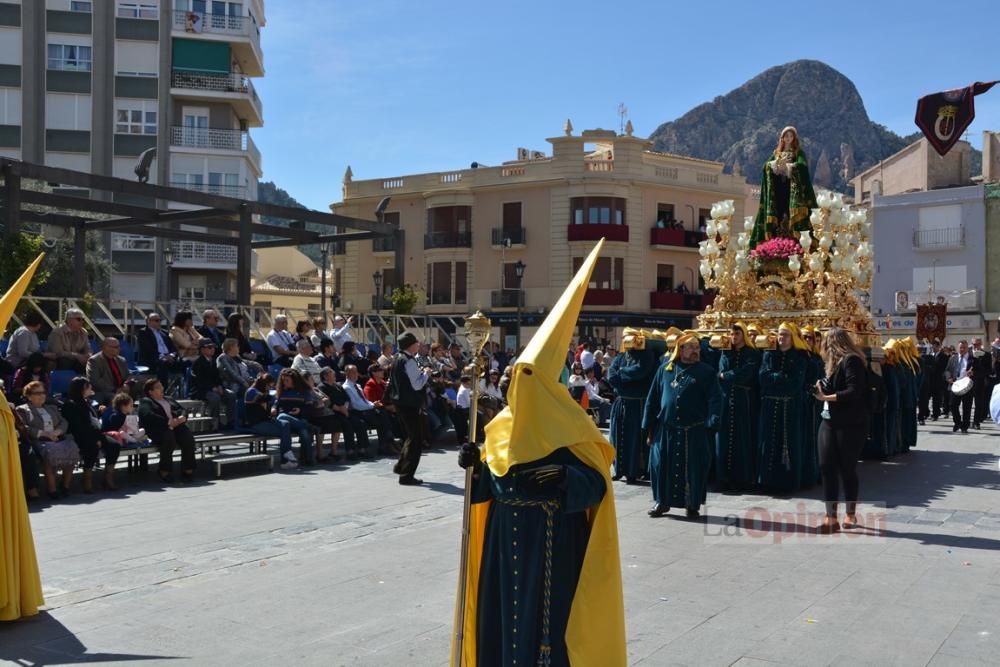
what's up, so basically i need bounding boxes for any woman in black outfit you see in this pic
[812,327,870,533]
[138,378,198,483]
[62,377,121,492]
[225,312,264,373]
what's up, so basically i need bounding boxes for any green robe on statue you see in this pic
[748,148,818,249]
[643,360,721,511]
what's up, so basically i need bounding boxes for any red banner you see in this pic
[915,81,997,156]
[916,303,947,343]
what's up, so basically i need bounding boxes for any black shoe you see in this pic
[59,486,70,498]
[686,507,701,519]
[962,429,969,435]
[181,473,194,484]
[647,503,669,518]
[974,423,981,430]
[611,474,622,481]
[953,424,960,432]
[398,476,423,486]
[625,477,638,485]
[918,420,926,426]
[159,473,175,484]
[48,491,60,501]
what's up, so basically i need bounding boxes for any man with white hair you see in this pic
[266,315,296,367]
[197,309,225,351]
[291,339,323,384]
[47,307,91,371]
[329,314,352,352]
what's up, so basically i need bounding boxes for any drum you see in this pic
[951,376,974,396]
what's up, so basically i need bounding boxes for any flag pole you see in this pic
[453,310,491,667]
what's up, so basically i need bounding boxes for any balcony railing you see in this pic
[169,126,261,169]
[172,9,260,40]
[491,290,525,308]
[170,69,263,120]
[111,234,155,251]
[491,227,527,246]
[170,181,248,199]
[912,226,964,250]
[650,227,705,248]
[567,223,629,243]
[172,241,237,266]
[583,289,624,307]
[649,291,715,311]
[424,231,472,249]
[372,236,398,253]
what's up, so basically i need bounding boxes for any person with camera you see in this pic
[387,332,432,485]
[812,327,870,533]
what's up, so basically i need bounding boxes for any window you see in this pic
[570,197,626,226]
[427,206,471,234]
[698,208,711,228]
[115,102,157,135]
[118,3,159,19]
[573,256,623,290]
[428,262,453,305]
[455,262,467,305]
[383,211,400,226]
[47,44,93,72]
[656,264,674,292]
[656,203,676,227]
[71,1,93,12]
[502,202,522,232]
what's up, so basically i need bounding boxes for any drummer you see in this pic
[947,339,975,435]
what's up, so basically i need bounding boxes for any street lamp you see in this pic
[320,241,332,320]
[373,270,383,314]
[164,244,175,267]
[513,259,526,351]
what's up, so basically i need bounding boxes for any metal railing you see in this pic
[170,69,263,119]
[372,236,397,253]
[172,241,238,266]
[169,126,261,170]
[169,181,248,199]
[111,234,155,251]
[424,231,472,249]
[912,226,964,249]
[172,9,261,41]
[491,290,524,308]
[491,226,526,246]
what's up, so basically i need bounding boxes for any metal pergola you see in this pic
[0,158,403,305]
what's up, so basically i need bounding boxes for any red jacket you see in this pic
[364,378,385,403]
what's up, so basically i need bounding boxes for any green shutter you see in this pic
[172,38,230,74]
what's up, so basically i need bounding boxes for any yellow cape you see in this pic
[1,253,45,621]
[452,240,626,666]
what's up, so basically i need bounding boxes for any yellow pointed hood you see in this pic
[454,239,626,667]
[0,254,44,333]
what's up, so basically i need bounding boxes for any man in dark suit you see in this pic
[197,309,225,354]
[137,313,179,384]
[191,338,236,430]
[930,339,949,420]
[86,337,132,405]
[947,340,974,434]
[971,337,993,429]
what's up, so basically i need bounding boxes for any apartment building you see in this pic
[0,0,265,303]
[330,124,747,348]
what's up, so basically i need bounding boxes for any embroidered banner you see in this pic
[915,81,997,156]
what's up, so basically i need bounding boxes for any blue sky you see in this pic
[254,0,999,211]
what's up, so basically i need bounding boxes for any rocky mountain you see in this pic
[256,181,323,263]
[648,60,965,194]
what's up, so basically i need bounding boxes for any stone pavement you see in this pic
[2,420,999,666]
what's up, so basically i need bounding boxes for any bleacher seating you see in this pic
[48,369,77,398]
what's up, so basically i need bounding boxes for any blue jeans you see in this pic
[247,420,292,456]
[276,413,313,460]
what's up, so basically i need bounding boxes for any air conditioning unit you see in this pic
[516,147,529,161]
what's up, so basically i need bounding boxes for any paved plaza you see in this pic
[2,421,999,666]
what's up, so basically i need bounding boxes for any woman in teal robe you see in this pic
[607,344,658,483]
[470,447,606,667]
[715,343,760,490]
[642,351,721,515]
[864,362,889,459]
[882,362,902,456]
[801,351,824,487]
[748,126,819,249]
[898,361,919,451]
[757,347,807,493]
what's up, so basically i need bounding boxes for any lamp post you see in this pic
[320,241,331,321]
[162,243,175,303]
[513,259,526,350]
[373,270,383,314]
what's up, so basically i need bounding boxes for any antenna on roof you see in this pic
[617,103,628,136]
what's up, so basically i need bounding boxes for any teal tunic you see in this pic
[882,364,902,456]
[757,349,807,493]
[472,448,606,667]
[864,365,889,459]
[715,345,760,489]
[801,352,824,487]
[607,348,657,480]
[642,360,721,510]
[898,363,918,451]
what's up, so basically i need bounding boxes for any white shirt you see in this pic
[568,374,587,389]
[266,328,294,358]
[401,353,431,390]
[585,378,607,404]
[152,327,169,356]
[344,378,374,411]
[330,323,352,353]
[479,380,503,401]
[456,384,471,409]
[958,354,969,378]
[580,349,595,370]
[292,353,323,384]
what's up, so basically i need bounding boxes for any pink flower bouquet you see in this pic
[749,237,800,270]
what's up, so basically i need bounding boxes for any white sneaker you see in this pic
[282,451,298,464]
[280,460,298,470]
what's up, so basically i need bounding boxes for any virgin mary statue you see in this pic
[747,126,818,249]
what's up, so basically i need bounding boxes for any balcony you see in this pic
[111,234,155,251]
[650,291,715,311]
[583,289,624,307]
[170,181,248,199]
[912,226,964,250]
[171,241,237,269]
[491,226,527,247]
[170,70,263,127]
[169,126,261,173]
[650,227,705,249]
[567,224,629,243]
[424,231,472,249]
[491,290,525,308]
[172,10,263,76]
[372,236,398,253]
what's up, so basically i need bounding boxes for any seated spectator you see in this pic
[478,369,505,421]
[584,366,611,427]
[62,377,121,493]
[567,362,588,403]
[292,339,323,385]
[170,311,200,364]
[317,367,369,460]
[7,312,55,369]
[330,315,353,352]
[138,378,197,484]
[314,338,340,374]
[357,348,376,380]
[244,374,301,470]
[364,365,403,445]
[292,319,313,346]
[343,364,394,455]
[338,341,362,378]
[377,342,395,370]
[102,393,147,448]
[226,312,262,368]
[498,366,512,400]
[448,343,466,379]
[11,352,50,402]
[266,315,297,368]
[11,407,40,501]
[47,308,91,372]
[197,309,225,350]
[217,338,253,394]
[191,338,236,430]
[273,369,321,464]
[310,317,332,350]
[454,375,472,445]
[15,381,80,499]
[137,312,180,384]
[86,337,131,405]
